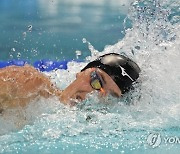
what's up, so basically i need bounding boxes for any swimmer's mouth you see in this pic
[69,94,83,106]
[69,98,82,106]
[0,108,4,115]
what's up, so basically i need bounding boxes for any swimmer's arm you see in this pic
[38,82,67,105]
[0,65,67,107]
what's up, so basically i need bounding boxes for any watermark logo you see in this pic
[147,133,161,148]
[147,133,180,148]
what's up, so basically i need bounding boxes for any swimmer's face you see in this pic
[60,68,121,105]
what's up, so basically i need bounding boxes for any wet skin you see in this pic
[0,65,121,111]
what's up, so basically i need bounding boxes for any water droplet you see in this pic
[135,46,140,50]
[75,50,82,59]
[33,49,37,53]
[11,48,16,52]
[17,52,21,58]
[23,32,27,39]
[75,50,81,56]
[28,25,32,32]
[82,38,87,43]
[9,54,13,59]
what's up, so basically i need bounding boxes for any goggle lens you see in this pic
[90,79,102,90]
[90,70,104,92]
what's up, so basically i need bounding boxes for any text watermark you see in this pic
[147,133,180,148]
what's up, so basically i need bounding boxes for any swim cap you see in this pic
[81,53,141,94]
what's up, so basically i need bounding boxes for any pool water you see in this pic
[0,0,180,154]
[0,0,132,62]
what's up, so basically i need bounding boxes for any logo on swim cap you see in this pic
[101,54,134,82]
[119,65,134,82]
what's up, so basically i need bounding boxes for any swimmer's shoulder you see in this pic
[0,64,40,73]
[0,64,43,80]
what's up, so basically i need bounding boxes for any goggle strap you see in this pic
[100,87,105,93]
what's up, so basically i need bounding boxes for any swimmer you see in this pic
[0,53,140,112]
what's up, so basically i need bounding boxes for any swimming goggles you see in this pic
[90,70,105,93]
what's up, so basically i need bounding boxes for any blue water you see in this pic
[0,0,131,62]
[0,0,180,154]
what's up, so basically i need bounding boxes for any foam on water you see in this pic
[0,0,179,153]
